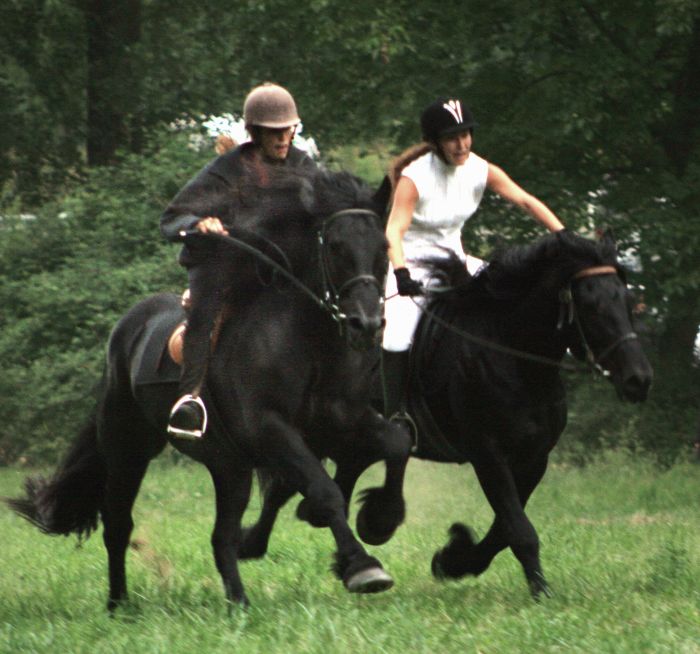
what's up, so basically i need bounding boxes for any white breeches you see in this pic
[382,255,485,352]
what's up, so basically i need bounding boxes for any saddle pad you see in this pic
[130,304,184,390]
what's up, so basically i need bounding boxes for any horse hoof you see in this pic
[356,506,394,546]
[345,566,394,594]
[431,552,446,580]
[355,487,404,546]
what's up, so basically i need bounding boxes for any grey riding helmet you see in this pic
[243,83,301,129]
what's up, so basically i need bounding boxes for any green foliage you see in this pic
[0,130,209,464]
[0,1,86,205]
[1,1,698,461]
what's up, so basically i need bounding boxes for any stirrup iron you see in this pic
[389,409,419,452]
[167,394,208,440]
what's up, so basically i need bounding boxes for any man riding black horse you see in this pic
[160,83,318,439]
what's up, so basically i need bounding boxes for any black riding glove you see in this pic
[394,267,423,296]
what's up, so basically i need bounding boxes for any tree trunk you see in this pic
[86,0,141,166]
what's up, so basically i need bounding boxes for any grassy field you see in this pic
[1,453,698,654]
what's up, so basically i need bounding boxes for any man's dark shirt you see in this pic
[160,142,316,266]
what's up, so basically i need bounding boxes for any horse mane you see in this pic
[199,165,383,302]
[305,168,380,218]
[232,165,379,228]
[422,230,621,312]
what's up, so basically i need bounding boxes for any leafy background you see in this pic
[0,0,698,465]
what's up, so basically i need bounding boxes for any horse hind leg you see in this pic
[102,457,150,611]
[237,470,294,560]
[98,384,162,611]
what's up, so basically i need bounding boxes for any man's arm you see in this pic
[160,163,232,241]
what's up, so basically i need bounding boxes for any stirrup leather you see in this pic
[167,394,208,440]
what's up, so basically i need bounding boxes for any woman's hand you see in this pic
[394,267,423,296]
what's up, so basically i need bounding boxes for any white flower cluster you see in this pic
[201,113,249,146]
[202,113,320,160]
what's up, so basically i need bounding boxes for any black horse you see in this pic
[6,167,411,610]
[239,229,653,599]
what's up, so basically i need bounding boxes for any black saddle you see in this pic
[130,300,184,392]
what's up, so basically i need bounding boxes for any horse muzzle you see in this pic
[616,367,653,403]
[608,351,653,403]
[595,332,653,403]
[343,312,385,351]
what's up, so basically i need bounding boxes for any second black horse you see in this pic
[240,228,653,599]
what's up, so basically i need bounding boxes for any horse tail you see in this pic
[5,409,105,541]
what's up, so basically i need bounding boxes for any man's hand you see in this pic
[196,217,229,235]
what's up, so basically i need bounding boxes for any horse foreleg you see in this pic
[433,453,550,599]
[102,459,150,611]
[208,463,253,608]
[353,413,411,546]
[259,412,393,594]
[239,475,296,560]
[294,450,372,527]
[434,454,550,582]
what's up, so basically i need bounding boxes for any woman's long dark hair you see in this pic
[388,142,432,188]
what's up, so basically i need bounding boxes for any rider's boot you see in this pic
[381,348,411,422]
[167,291,213,440]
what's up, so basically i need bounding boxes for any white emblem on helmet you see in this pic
[442,100,463,124]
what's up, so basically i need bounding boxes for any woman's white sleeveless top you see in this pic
[401,150,489,263]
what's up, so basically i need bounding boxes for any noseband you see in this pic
[318,208,383,327]
[558,265,638,374]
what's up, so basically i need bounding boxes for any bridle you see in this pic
[557,265,638,375]
[187,208,383,332]
[317,208,384,327]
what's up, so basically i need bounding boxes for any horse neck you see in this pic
[504,271,569,360]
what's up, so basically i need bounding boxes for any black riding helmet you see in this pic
[420,98,478,143]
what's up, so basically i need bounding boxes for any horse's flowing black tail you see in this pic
[5,410,106,540]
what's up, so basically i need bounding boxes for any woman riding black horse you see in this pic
[382,97,565,425]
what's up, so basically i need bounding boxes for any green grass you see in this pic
[1,454,698,654]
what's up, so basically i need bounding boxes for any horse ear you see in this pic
[371,175,392,228]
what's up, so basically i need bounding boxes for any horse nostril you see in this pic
[623,374,651,402]
[347,316,365,333]
[347,315,383,335]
